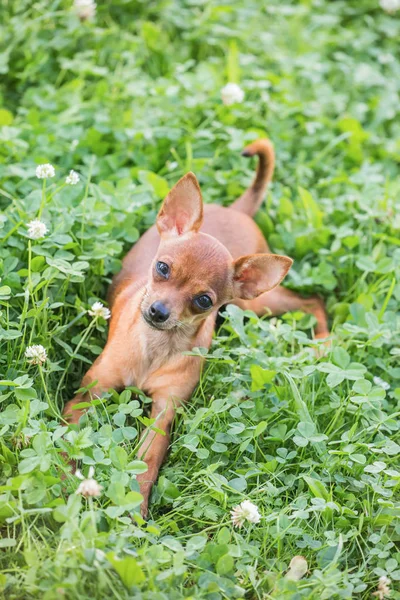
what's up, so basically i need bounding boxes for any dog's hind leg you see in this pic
[233,286,329,338]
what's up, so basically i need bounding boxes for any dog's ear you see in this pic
[157,172,203,236]
[233,254,293,299]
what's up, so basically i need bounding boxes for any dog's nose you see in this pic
[149,301,170,323]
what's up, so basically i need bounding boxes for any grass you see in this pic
[0,0,400,598]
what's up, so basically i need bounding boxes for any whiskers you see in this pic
[141,287,150,306]
[174,319,196,337]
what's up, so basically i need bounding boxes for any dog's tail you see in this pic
[231,138,275,217]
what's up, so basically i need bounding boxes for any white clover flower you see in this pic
[88,301,111,320]
[373,376,390,391]
[230,499,261,528]
[27,219,48,240]
[373,575,391,599]
[74,0,96,20]
[380,0,400,13]
[75,467,102,498]
[285,556,308,581]
[378,53,394,65]
[25,345,47,365]
[221,83,245,106]
[65,170,80,185]
[36,164,55,179]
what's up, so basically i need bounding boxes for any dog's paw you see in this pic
[137,476,152,520]
[140,501,149,520]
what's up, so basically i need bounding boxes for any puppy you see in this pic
[64,139,328,516]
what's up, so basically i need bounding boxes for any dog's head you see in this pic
[141,173,292,331]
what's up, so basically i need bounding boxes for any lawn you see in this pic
[0,0,400,598]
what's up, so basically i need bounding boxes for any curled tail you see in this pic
[231,138,275,217]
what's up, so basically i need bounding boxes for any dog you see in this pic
[63,139,328,516]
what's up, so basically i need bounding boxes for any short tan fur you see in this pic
[63,139,328,516]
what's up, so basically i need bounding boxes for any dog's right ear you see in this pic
[157,172,203,237]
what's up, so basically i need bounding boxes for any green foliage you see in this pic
[0,0,400,598]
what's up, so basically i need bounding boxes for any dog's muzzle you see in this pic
[143,301,170,329]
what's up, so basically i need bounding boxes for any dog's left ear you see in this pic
[233,254,293,299]
[157,172,203,236]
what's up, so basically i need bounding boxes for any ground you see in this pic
[0,0,400,598]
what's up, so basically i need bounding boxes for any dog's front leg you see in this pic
[136,354,204,518]
[136,394,176,518]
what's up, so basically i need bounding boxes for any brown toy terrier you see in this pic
[63,139,328,516]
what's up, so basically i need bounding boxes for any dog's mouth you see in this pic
[142,311,174,331]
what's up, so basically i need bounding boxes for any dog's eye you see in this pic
[156,261,170,278]
[194,295,213,310]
